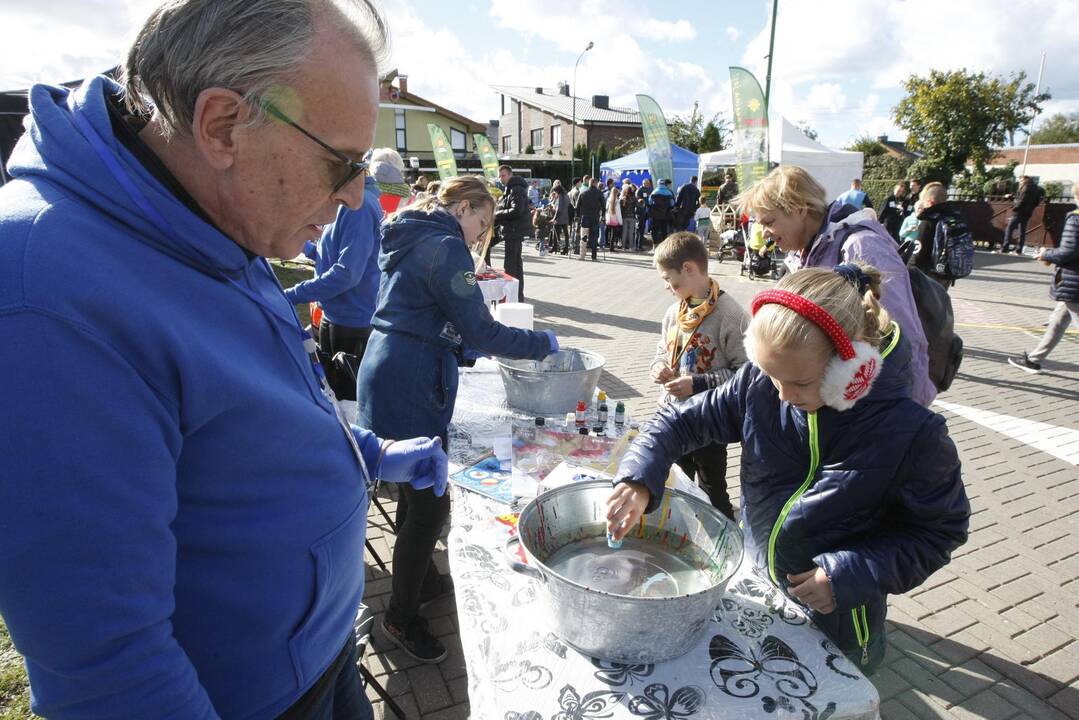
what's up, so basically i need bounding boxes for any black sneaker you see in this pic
[1007,354,1042,374]
[418,573,455,610]
[380,615,447,663]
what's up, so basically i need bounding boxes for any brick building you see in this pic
[986,143,1079,194]
[491,84,641,159]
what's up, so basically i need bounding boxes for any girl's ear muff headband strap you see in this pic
[750,289,856,361]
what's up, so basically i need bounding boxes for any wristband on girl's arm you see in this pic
[375,439,396,482]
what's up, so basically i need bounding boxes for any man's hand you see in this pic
[664,375,694,400]
[606,482,651,541]
[651,363,675,384]
[787,567,836,614]
[378,437,448,496]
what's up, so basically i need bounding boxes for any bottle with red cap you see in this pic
[575,400,586,426]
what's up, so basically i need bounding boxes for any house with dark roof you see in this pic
[492,84,642,159]
[875,134,923,161]
[377,70,488,170]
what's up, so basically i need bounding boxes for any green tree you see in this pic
[595,142,609,166]
[845,134,886,157]
[893,69,1048,177]
[699,121,725,153]
[1030,112,1079,144]
[613,135,644,156]
[666,101,730,153]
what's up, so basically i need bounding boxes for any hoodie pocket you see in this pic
[287,497,368,688]
[431,351,453,412]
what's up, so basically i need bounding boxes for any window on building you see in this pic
[450,127,466,155]
[530,128,543,149]
[394,109,406,152]
[502,135,512,153]
[550,125,561,147]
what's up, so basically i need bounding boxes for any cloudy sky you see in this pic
[2,0,1077,149]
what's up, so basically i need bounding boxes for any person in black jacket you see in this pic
[635,178,653,249]
[913,182,967,289]
[1009,186,1079,373]
[674,175,701,230]
[492,164,530,300]
[575,177,605,261]
[878,182,910,241]
[1001,175,1046,254]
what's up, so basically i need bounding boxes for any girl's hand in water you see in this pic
[606,482,651,541]
[787,567,836,614]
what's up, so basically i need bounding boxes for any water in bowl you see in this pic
[544,535,715,598]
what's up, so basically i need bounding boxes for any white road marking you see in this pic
[935,400,1079,466]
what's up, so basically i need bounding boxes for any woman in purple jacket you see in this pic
[737,166,936,406]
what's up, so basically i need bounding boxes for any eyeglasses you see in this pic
[259,99,369,193]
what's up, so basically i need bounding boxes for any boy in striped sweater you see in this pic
[649,232,750,518]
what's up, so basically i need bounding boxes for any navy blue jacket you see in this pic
[284,176,383,327]
[616,328,969,666]
[357,208,553,439]
[1045,211,1079,303]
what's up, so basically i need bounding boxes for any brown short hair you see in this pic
[653,231,708,272]
[498,164,513,174]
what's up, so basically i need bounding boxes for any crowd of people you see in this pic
[0,0,1073,717]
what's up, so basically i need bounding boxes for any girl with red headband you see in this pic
[607,263,969,674]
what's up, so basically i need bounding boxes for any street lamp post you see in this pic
[570,41,594,184]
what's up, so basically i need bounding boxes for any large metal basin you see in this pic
[506,480,743,663]
[497,348,604,416]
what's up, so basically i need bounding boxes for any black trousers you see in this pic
[318,320,372,401]
[676,444,733,519]
[386,431,451,625]
[553,223,570,253]
[503,236,524,300]
[651,219,670,247]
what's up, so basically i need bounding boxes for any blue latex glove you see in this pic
[378,437,448,496]
[543,329,559,356]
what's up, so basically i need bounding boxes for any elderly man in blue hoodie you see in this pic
[0,2,448,719]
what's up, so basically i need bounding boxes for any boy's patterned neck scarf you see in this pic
[669,278,720,369]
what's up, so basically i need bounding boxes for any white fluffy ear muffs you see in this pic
[750,289,882,411]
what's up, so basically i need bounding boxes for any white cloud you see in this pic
[726,26,740,42]
[386,0,718,127]
[0,0,157,88]
[736,0,1079,147]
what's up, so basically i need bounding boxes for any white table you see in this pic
[446,362,881,720]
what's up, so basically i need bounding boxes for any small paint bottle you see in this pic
[535,416,545,427]
[614,401,625,425]
[564,412,575,431]
[607,530,622,550]
[597,390,608,424]
[575,400,586,426]
[578,426,589,435]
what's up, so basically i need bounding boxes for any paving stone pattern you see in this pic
[361,245,1079,719]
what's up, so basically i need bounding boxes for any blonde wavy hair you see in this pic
[391,175,496,245]
[749,264,893,358]
[735,165,828,220]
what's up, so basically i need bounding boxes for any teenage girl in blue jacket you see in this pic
[607,264,969,673]
[358,175,558,663]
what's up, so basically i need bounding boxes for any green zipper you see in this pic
[851,605,870,665]
[767,411,820,585]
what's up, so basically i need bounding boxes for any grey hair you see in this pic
[121,0,389,137]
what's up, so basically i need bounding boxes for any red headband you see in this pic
[750,290,856,361]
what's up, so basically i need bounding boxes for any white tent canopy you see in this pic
[699,117,863,201]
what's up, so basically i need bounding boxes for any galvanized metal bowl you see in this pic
[497,348,605,416]
[506,480,743,664]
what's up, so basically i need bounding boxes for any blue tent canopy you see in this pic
[599,144,699,189]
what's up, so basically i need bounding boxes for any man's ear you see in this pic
[191,88,248,171]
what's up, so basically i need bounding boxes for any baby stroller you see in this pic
[740,246,788,281]
[532,203,555,255]
[715,227,746,264]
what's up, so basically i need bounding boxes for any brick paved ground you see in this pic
[361,243,1079,719]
